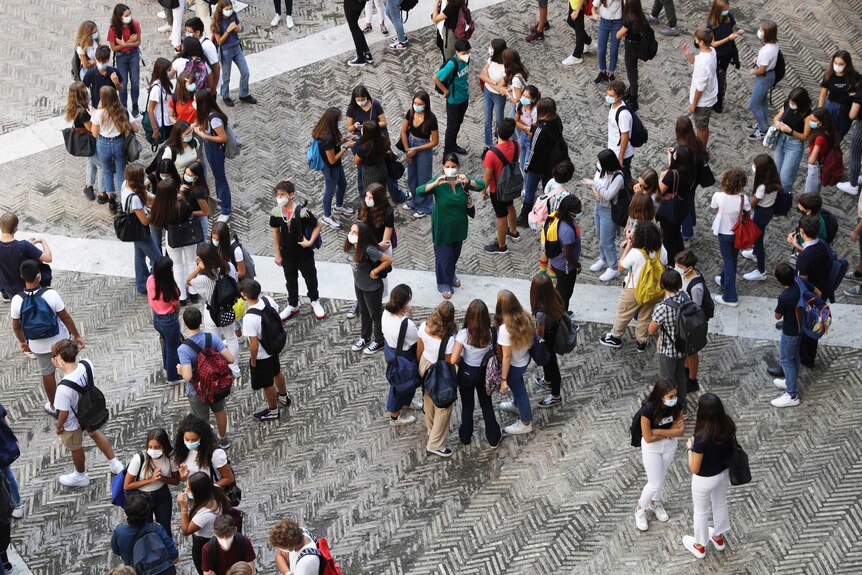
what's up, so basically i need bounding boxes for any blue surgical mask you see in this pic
[573,212,583,221]
[92,32,99,41]
[184,440,200,450]
[223,9,234,17]
[663,397,678,407]
[520,96,532,106]
[808,120,819,129]
[183,174,195,183]
[721,10,729,16]
[604,95,616,105]
[96,62,108,71]
[186,83,197,93]
[413,104,425,113]
[212,239,220,247]
[183,135,193,143]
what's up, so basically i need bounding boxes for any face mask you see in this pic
[675,265,688,276]
[183,135,193,143]
[347,233,358,244]
[212,239,220,247]
[488,47,494,56]
[147,449,163,459]
[788,101,797,110]
[365,198,375,208]
[519,96,532,106]
[596,162,602,173]
[751,164,757,174]
[808,120,819,129]
[355,98,368,107]
[223,9,233,17]
[186,491,194,500]
[604,94,616,105]
[458,53,470,63]
[663,397,678,407]
[92,32,99,40]
[277,197,289,207]
[216,537,233,551]
[184,440,200,450]
[721,10,729,16]
[159,174,171,181]
[834,64,845,74]
[97,62,108,71]
[185,31,193,38]
[756,29,763,40]
[443,167,458,177]
[573,212,583,221]
[122,15,132,24]
[693,41,700,50]
[184,174,195,183]
[413,104,425,113]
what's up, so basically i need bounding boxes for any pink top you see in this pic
[146,275,179,315]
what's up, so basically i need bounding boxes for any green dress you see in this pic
[416,178,485,245]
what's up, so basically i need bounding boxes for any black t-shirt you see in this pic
[357,140,386,166]
[775,278,815,337]
[821,72,860,105]
[363,207,395,244]
[269,205,318,259]
[317,135,340,168]
[83,66,123,108]
[0,240,43,297]
[708,14,736,57]
[347,100,387,138]
[641,401,675,430]
[692,434,733,477]
[662,168,690,200]
[796,240,831,294]
[74,110,92,129]
[779,102,808,133]
[404,111,439,140]
[622,17,644,43]
[442,3,460,30]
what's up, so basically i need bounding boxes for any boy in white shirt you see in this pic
[682,29,719,149]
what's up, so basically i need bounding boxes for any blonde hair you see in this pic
[226,562,254,575]
[65,81,90,122]
[424,301,457,339]
[75,20,97,50]
[99,87,132,134]
[494,290,534,350]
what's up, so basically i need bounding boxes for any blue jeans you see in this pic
[96,136,126,196]
[717,233,738,302]
[457,363,501,446]
[197,215,209,243]
[779,333,801,397]
[774,132,804,194]
[433,242,462,293]
[753,204,775,273]
[506,363,531,423]
[385,0,406,42]
[86,153,105,193]
[114,49,140,110]
[219,44,250,99]
[322,163,347,217]
[518,130,532,173]
[3,467,20,507]
[749,70,775,133]
[153,312,181,381]
[407,136,434,214]
[594,203,618,267]
[133,234,162,294]
[825,99,851,142]
[681,191,697,239]
[524,171,549,205]
[597,18,622,74]
[483,90,507,148]
[204,140,232,215]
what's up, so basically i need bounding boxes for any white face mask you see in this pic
[277,197,289,207]
[147,448,163,459]
[443,167,458,177]
[122,15,132,24]
[347,233,359,244]
[674,265,688,276]
[458,53,470,63]
[788,101,798,110]
[216,537,233,551]
[756,29,763,40]
[834,63,846,74]
[488,47,494,57]
[596,162,602,173]
[223,9,234,17]
[355,98,368,107]
[751,164,757,174]
[365,198,375,208]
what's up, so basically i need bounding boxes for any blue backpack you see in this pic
[385,318,420,395]
[795,277,831,340]
[132,523,176,575]
[307,138,324,171]
[18,287,59,341]
[819,239,848,303]
[0,406,20,469]
[111,451,143,507]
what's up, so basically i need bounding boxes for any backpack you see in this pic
[610,178,633,227]
[297,530,343,575]
[307,139,325,171]
[820,239,848,303]
[17,287,60,341]
[529,181,569,231]
[636,21,659,62]
[71,51,82,80]
[111,451,143,507]
[58,360,109,432]
[0,412,20,469]
[132,524,175,575]
[182,57,209,92]
[209,271,239,327]
[634,249,664,306]
[660,293,709,356]
[615,105,648,148]
[385,319,420,395]
[773,51,786,87]
[480,328,502,396]
[820,146,844,187]
[141,85,168,149]
[223,123,242,159]
[207,533,247,571]
[423,335,457,408]
[820,210,839,245]
[553,313,578,355]
[795,277,831,340]
[541,212,573,260]
[400,0,419,22]
[454,2,475,40]
[182,334,233,404]
[230,238,256,280]
[0,470,13,519]
[435,56,459,96]
[245,299,287,356]
[488,142,524,202]
[685,274,715,320]
[630,406,643,447]
[773,187,792,216]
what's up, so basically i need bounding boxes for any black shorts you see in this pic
[490,191,514,218]
[250,355,281,390]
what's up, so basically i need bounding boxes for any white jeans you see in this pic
[195,1,213,34]
[364,0,385,24]
[166,243,197,300]
[691,469,730,547]
[171,0,187,49]
[202,309,240,376]
[638,437,677,508]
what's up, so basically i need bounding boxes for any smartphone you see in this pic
[444,176,458,182]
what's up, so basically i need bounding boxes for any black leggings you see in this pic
[542,323,562,396]
[715,53,733,111]
[273,0,293,14]
[344,0,370,59]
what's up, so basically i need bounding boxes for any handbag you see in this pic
[385,152,405,180]
[726,436,751,486]
[731,196,761,249]
[773,187,792,216]
[114,195,151,242]
[528,333,551,366]
[167,218,204,248]
[762,125,779,150]
[124,131,142,162]
[655,169,685,225]
[210,461,242,506]
[62,127,96,157]
[385,318,421,394]
[698,159,715,188]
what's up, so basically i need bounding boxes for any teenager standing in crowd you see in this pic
[583,149,624,282]
[93,87,137,212]
[710,167,750,307]
[530,274,567,408]
[706,0,741,114]
[563,0,593,66]
[119,164,161,294]
[401,90,439,218]
[646,0,678,36]
[514,85,540,172]
[674,249,707,392]
[435,39,472,155]
[593,0,623,85]
[66,81,103,201]
[178,471,232,574]
[496,290,535,435]
[674,117,706,243]
[193,90,232,222]
[433,0,464,61]
[345,0,373,66]
[313,108,351,229]
[656,145,691,261]
[418,301,457,457]
[122,428,179,537]
[548,195,583,313]
[617,0,647,111]
[837,80,862,196]
[74,21,100,81]
[605,80,634,181]
[479,39,508,155]
[185,17,221,88]
[481,118,520,254]
[146,257,182,385]
[682,29,719,150]
[111,493,178,568]
[175,414,235,488]
[522,98,568,227]
[381,284,420,425]
[345,222,392,355]
[742,154,780,282]
[212,0,257,106]
[107,4,141,115]
[772,87,812,193]
[748,20,779,141]
[804,108,837,194]
[649,270,689,411]
[818,50,859,142]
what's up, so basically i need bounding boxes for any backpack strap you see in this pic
[207,536,218,571]
[297,546,326,573]
[437,334,450,362]
[614,105,631,147]
[686,275,704,299]
[395,318,409,359]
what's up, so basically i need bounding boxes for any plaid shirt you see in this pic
[652,292,689,358]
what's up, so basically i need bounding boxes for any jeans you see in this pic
[691,469,731,548]
[638,438,677,508]
[457,363,502,446]
[219,44,250,99]
[96,136,126,196]
[385,0,406,42]
[407,136,434,214]
[86,153,105,194]
[322,163,347,217]
[506,363,531,423]
[650,0,677,27]
[749,70,775,133]
[566,6,592,57]
[444,101,469,153]
[3,467,20,507]
[282,253,319,306]
[153,312,181,381]
[114,49,140,110]
[752,204,775,273]
[849,120,862,184]
[681,189,697,239]
[356,285,384,344]
[717,233,738,302]
[345,0,370,59]
[715,52,733,111]
[597,18,622,74]
[805,163,822,194]
[774,133,805,194]
[133,234,162,294]
[552,265,578,314]
[624,42,640,101]
[524,171,549,205]
[204,140,232,215]
[433,242,462,293]
[779,333,801,397]
[483,90,507,148]
[517,130,532,173]
[594,203,618,268]
[825,99,851,142]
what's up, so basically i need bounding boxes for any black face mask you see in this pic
[693,41,700,50]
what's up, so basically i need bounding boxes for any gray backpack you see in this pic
[489,142,524,202]
[231,238,256,281]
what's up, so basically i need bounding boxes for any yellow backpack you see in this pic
[634,249,664,305]
[541,211,564,258]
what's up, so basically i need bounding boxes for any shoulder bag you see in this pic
[726,436,752,486]
[62,126,96,157]
[731,195,761,249]
[114,195,151,242]
[655,169,685,225]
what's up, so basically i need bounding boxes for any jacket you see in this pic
[525,115,568,175]
[111,521,179,567]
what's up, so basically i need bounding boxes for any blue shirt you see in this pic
[549,219,581,274]
[177,332,226,397]
[219,16,241,49]
[111,522,178,566]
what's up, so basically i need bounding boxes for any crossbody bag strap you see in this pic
[437,334,450,362]
[395,318,408,358]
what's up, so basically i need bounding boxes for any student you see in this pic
[646,0,679,36]
[706,0,741,114]
[65,81,104,202]
[110,492,178,569]
[312,108,351,229]
[169,73,199,126]
[347,86,405,204]
[147,257,182,384]
[748,20,780,140]
[353,122,392,197]
[838,78,862,196]
[74,20,100,80]
[481,118,520,254]
[344,222,392,354]
[107,4,140,112]
[435,39,472,155]
[502,48,529,110]
[93,87,138,212]
[635,378,685,531]
[547,195,583,313]
[178,471,232,575]
[174,414,235,489]
[530,274,568,408]
[592,0,624,84]
[270,181,325,320]
[564,0,593,65]
[605,80,634,181]
[522,98,568,227]
[496,290,535,435]
[201,515,256,575]
[211,0,256,106]
[656,146,691,261]
[178,307,235,448]
[649,270,690,412]
[772,87,812,194]
[804,108,837,194]
[385,0,408,49]
[344,0,373,66]
[818,50,859,141]
[683,393,735,559]
[193,89,232,222]
[674,116,706,242]
[120,165,162,295]
[742,154,781,282]
[83,45,123,110]
[531,159,573,250]
[400,90,439,218]
[616,0,647,111]
[0,213,52,301]
[0,405,23,519]
[623,181,656,248]
[181,160,212,243]
[432,0,464,61]
[269,519,321,575]
[582,149,624,282]
[710,167,750,307]
[10,260,84,417]
[682,29,719,149]
[381,284,420,425]
[514,85,540,173]
[185,17,221,88]
[239,280,292,421]
[526,0,549,42]
[359,183,395,256]
[479,39,508,153]
[362,0,387,35]
[674,249,706,392]
[51,339,123,486]
[418,301,458,457]
[122,428,180,537]
[146,58,176,144]
[160,121,200,180]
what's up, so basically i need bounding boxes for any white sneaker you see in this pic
[837,181,860,196]
[773,378,786,390]
[599,268,620,282]
[714,275,722,288]
[562,55,583,65]
[270,13,281,27]
[771,392,800,408]
[109,459,125,475]
[389,414,416,426]
[858,175,862,185]
[741,248,756,261]
[713,295,738,307]
[709,527,726,551]
[157,23,172,33]
[589,258,607,272]
[649,500,669,522]
[504,420,533,435]
[58,471,90,487]
[279,305,299,320]
[285,15,295,28]
[582,43,595,54]
[743,270,768,281]
[333,205,355,215]
[409,397,424,411]
[11,504,23,518]
[635,506,648,531]
[216,214,230,223]
[43,401,57,417]
[682,535,706,559]
[322,215,341,229]
[157,10,166,19]
[310,300,326,320]
[499,400,520,414]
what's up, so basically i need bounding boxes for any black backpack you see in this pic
[400,0,419,21]
[132,524,176,575]
[615,105,648,147]
[630,406,643,447]
[71,51,82,80]
[686,274,715,320]
[636,21,659,62]
[773,51,786,87]
[423,335,457,408]
[553,314,578,355]
[435,56,459,96]
[58,360,109,432]
[489,142,524,202]
[660,294,709,356]
[245,298,287,356]
[821,209,838,245]
[208,270,239,328]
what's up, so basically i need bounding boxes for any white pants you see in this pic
[364,0,385,24]
[638,437,677,508]
[171,0,187,49]
[166,243,197,300]
[691,469,730,547]
[202,309,240,376]
[195,1,213,34]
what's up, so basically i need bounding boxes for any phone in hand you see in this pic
[444,176,458,182]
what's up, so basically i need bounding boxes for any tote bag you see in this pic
[62,127,96,157]
[731,196,761,249]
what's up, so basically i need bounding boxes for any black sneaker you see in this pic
[83,186,95,201]
[599,333,623,348]
[364,51,374,62]
[748,130,763,141]
[686,379,700,392]
[131,105,140,117]
[538,395,562,408]
[222,98,235,107]
[277,391,292,407]
[96,193,108,204]
[484,242,509,254]
[347,56,367,67]
[454,146,468,155]
[107,195,118,214]
[636,340,648,353]
[239,95,258,104]
[852,270,862,279]
[534,376,552,391]
[593,71,608,85]
[219,435,232,449]
[507,230,521,242]
[253,408,279,421]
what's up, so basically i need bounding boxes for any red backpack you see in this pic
[297,531,343,575]
[454,2,475,40]
[820,145,844,186]
[182,333,233,404]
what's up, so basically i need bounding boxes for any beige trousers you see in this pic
[420,357,454,451]
[610,287,657,343]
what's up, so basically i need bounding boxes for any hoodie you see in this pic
[526,115,568,175]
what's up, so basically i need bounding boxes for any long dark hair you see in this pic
[358,120,388,161]
[187,471,231,519]
[311,107,342,147]
[786,87,812,116]
[489,38,507,63]
[597,148,623,176]
[184,160,210,200]
[622,0,647,34]
[110,3,131,42]
[141,427,174,475]
[149,58,174,94]
[151,257,179,302]
[359,183,391,229]
[707,0,730,29]
[632,221,663,252]
[211,221,233,265]
[529,273,565,321]
[173,414,219,470]
[348,85,373,115]
[406,90,432,135]
[643,378,683,424]
[149,178,180,228]
[384,284,412,314]
[823,49,857,83]
[164,120,192,155]
[177,36,206,61]
[343,222,380,262]
[693,393,736,443]
[463,299,491,348]
[196,243,226,279]
[124,164,147,202]
[194,89,227,129]
[808,107,838,147]
[752,153,782,195]
[675,116,704,164]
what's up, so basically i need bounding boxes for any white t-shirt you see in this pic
[690,49,719,107]
[53,360,94,431]
[242,295,279,360]
[455,328,493,367]
[126,452,178,492]
[621,247,669,289]
[418,322,454,364]
[147,82,174,128]
[382,311,418,351]
[162,144,197,174]
[710,192,751,235]
[120,181,147,215]
[681,274,705,307]
[485,60,506,95]
[190,263,238,305]
[77,41,97,80]
[10,288,70,353]
[172,57,213,79]
[607,104,635,159]
[288,536,321,575]
[594,0,622,20]
[182,447,229,478]
[757,42,779,71]
[92,107,132,138]
[497,324,530,368]
[754,183,776,208]
[191,506,220,538]
[199,37,219,67]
